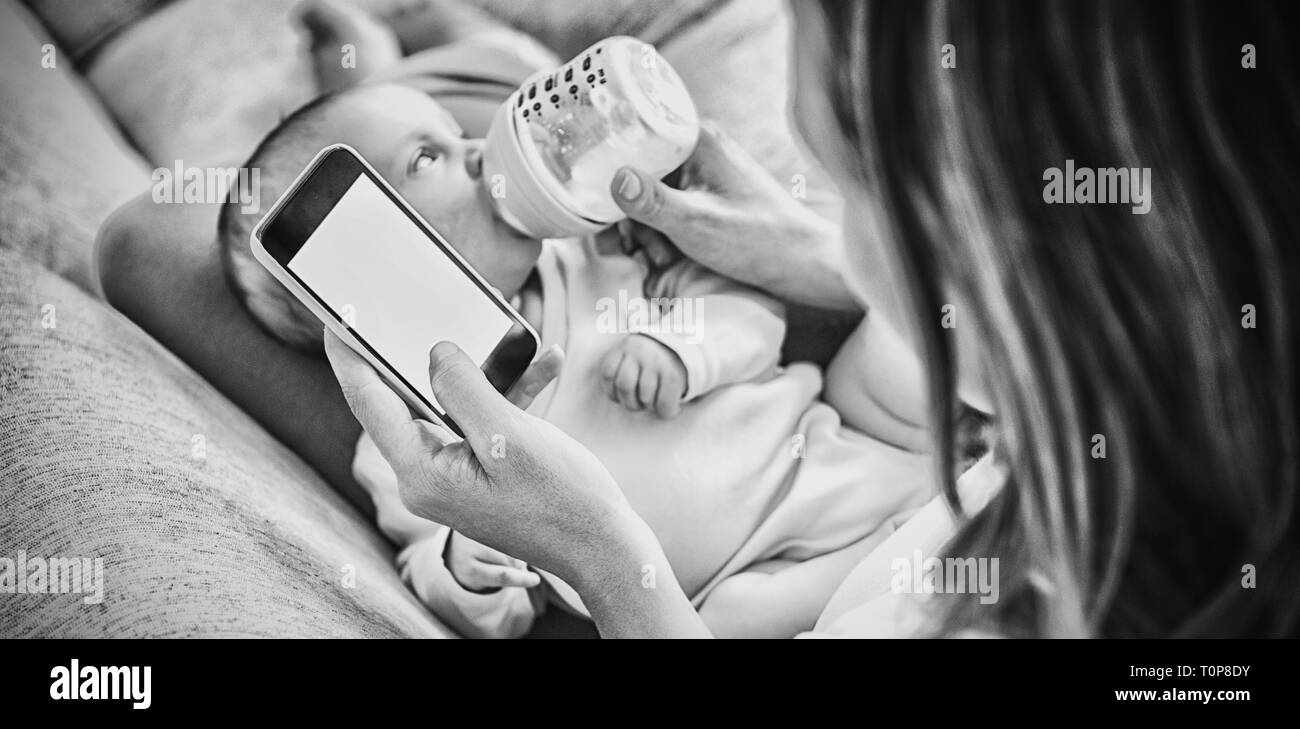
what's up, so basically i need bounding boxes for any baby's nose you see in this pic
[464,143,484,179]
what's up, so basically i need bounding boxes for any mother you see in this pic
[329,0,1300,637]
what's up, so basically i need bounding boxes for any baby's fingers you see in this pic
[615,356,644,410]
[472,547,529,572]
[637,366,660,415]
[651,354,686,418]
[472,563,542,590]
[655,382,683,419]
[599,349,624,401]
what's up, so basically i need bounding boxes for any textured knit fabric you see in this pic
[0,251,451,637]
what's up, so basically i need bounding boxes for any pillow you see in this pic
[21,0,168,62]
[82,0,710,168]
[0,0,149,291]
[87,0,318,168]
[82,0,831,204]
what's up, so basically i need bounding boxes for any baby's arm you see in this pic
[614,259,786,404]
[399,532,545,640]
[697,534,882,639]
[601,259,785,416]
[647,259,786,398]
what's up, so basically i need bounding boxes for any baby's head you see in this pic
[219,84,542,350]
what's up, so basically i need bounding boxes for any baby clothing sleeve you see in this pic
[634,258,786,400]
[352,433,542,639]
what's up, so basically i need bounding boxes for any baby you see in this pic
[217,3,933,638]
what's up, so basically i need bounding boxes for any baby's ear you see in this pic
[243,282,327,356]
[286,292,330,355]
[96,193,160,303]
[294,320,330,357]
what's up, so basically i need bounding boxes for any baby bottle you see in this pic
[482,36,700,239]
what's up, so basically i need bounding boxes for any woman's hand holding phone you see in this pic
[324,332,663,600]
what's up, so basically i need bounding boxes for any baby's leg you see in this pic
[297,0,402,93]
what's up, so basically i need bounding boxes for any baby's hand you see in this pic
[445,531,541,593]
[600,334,687,418]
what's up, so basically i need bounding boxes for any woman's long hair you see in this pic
[808,0,1299,636]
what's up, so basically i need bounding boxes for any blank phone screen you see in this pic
[287,175,515,411]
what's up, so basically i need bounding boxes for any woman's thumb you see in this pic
[428,342,515,449]
[611,167,677,228]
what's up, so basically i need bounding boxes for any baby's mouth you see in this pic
[478,175,535,243]
[496,217,531,243]
[492,209,537,244]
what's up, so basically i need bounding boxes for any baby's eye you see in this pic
[409,148,439,174]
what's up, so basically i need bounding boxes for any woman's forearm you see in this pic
[748,214,861,312]
[574,516,713,638]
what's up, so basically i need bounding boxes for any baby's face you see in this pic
[322,84,542,297]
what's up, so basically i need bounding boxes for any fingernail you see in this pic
[431,341,460,362]
[614,169,642,201]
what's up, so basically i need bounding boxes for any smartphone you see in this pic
[250,144,540,436]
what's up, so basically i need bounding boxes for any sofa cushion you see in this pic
[87,0,319,169]
[81,0,816,181]
[0,249,451,637]
[21,0,169,62]
[0,0,150,292]
[81,0,729,168]
[468,0,719,61]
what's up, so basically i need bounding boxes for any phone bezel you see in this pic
[249,144,540,435]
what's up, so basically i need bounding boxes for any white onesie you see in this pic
[353,234,934,637]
